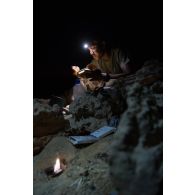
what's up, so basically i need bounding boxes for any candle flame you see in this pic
[54,158,61,173]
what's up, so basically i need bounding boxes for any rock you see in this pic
[52,104,61,112]
[95,152,109,163]
[136,60,163,82]
[34,111,69,137]
[33,135,53,156]
[80,170,89,177]
[33,99,69,137]
[33,99,52,116]
[67,87,126,133]
[110,81,163,195]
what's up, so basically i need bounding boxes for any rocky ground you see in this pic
[34,136,116,195]
[33,60,163,195]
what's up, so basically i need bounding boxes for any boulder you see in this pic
[67,87,126,134]
[110,81,163,195]
[33,99,69,137]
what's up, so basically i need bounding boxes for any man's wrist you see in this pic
[102,73,110,82]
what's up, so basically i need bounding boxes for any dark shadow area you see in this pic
[34,1,163,97]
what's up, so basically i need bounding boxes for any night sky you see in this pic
[34,1,163,98]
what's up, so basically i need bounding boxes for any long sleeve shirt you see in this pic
[88,48,132,74]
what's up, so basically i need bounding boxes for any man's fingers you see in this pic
[72,66,80,72]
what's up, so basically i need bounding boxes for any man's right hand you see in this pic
[72,66,80,76]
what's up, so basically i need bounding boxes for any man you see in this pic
[72,40,137,91]
[86,40,133,74]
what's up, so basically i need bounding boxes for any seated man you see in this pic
[85,40,134,74]
[72,40,138,94]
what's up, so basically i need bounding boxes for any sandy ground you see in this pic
[33,134,116,195]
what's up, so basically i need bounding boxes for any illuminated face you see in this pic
[88,45,101,60]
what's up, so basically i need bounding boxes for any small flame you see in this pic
[54,158,61,173]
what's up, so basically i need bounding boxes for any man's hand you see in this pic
[76,68,100,79]
[72,66,80,76]
[77,68,110,82]
[73,66,110,82]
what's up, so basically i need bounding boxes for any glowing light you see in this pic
[54,158,61,173]
[83,43,89,49]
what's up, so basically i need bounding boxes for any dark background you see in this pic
[34,1,163,98]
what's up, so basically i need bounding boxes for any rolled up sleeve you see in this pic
[117,50,131,73]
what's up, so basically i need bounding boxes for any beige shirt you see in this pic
[89,48,131,74]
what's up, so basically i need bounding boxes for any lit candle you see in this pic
[54,158,62,174]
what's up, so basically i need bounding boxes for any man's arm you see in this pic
[117,49,133,73]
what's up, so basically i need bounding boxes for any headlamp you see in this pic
[83,43,89,49]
